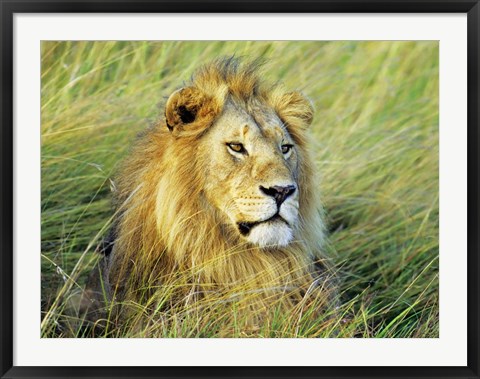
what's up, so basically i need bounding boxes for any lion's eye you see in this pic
[227,143,246,154]
[281,144,293,154]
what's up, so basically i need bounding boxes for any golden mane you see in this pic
[92,58,330,325]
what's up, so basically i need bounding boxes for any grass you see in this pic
[41,41,439,338]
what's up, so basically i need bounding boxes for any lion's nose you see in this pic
[259,184,296,206]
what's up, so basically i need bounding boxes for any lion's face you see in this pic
[164,62,314,249]
[198,100,300,248]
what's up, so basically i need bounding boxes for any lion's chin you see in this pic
[245,222,294,248]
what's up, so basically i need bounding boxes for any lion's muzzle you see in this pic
[234,183,299,247]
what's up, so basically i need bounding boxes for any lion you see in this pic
[83,57,334,336]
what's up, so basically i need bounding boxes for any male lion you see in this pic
[84,57,334,335]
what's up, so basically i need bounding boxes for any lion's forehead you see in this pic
[215,99,290,143]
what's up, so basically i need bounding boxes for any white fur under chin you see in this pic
[247,222,293,248]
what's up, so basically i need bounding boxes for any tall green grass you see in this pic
[41,41,439,338]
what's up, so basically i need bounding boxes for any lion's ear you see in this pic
[165,87,202,133]
[165,87,221,137]
[274,91,314,129]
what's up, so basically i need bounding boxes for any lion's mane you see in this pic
[90,58,331,324]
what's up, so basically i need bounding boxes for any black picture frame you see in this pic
[1,1,479,378]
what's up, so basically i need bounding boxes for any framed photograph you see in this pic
[1,1,479,378]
